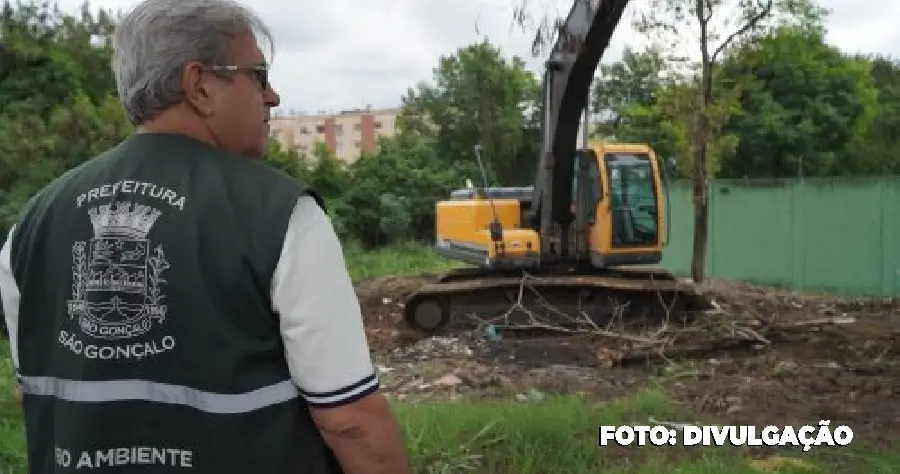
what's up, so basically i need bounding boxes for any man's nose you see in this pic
[265,87,280,107]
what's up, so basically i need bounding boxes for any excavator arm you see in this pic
[528,0,631,258]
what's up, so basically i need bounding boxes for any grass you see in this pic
[343,240,463,282]
[0,349,25,472]
[395,389,899,474]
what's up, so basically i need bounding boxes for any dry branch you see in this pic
[466,272,860,365]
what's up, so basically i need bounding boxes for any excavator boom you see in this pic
[530,0,631,258]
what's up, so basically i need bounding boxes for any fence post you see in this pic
[708,181,715,276]
[790,179,805,290]
[880,178,897,295]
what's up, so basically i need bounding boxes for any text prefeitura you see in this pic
[76,181,186,210]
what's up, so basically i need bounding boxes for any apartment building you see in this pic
[269,107,400,163]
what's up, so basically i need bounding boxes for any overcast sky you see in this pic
[54,0,900,115]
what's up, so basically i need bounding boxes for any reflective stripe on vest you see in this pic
[18,375,299,414]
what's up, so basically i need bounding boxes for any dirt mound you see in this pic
[704,278,900,318]
[666,333,899,449]
[353,274,899,446]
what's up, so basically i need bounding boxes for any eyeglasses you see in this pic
[207,64,269,90]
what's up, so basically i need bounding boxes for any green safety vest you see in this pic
[9,133,343,472]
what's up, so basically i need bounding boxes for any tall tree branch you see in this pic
[711,0,774,62]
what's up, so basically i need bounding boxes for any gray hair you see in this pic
[111,0,273,125]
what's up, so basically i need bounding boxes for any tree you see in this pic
[592,46,666,128]
[632,0,828,283]
[717,27,878,178]
[842,55,900,175]
[398,40,541,186]
[590,46,692,172]
[0,0,128,238]
[342,134,463,247]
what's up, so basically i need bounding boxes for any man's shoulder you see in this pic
[227,153,308,188]
[217,154,324,210]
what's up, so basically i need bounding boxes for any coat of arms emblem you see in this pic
[67,200,170,340]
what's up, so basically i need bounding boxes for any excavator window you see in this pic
[604,152,659,248]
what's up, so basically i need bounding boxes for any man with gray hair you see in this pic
[0,0,412,472]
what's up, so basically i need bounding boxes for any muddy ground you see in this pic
[355,275,899,449]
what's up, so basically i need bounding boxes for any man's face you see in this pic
[204,31,280,159]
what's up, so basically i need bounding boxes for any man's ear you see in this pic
[181,61,214,117]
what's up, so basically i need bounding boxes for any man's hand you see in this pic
[15,384,22,406]
[311,391,412,474]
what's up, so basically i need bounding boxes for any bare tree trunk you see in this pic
[690,0,712,284]
[690,141,708,283]
[690,78,711,284]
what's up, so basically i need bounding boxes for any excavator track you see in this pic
[403,266,713,334]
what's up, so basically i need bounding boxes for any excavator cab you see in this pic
[570,142,668,267]
[433,141,669,271]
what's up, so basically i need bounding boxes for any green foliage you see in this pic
[594,22,899,183]
[844,55,900,174]
[718,27,879,178]
[398,40,542,186]
[264,132,470,248]
[591,47,694,175]
[0,0,129,239]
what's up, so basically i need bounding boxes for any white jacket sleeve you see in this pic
[270,195,378,407]
[0,225,20,377]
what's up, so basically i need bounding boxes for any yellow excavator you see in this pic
[403,0,711,332]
